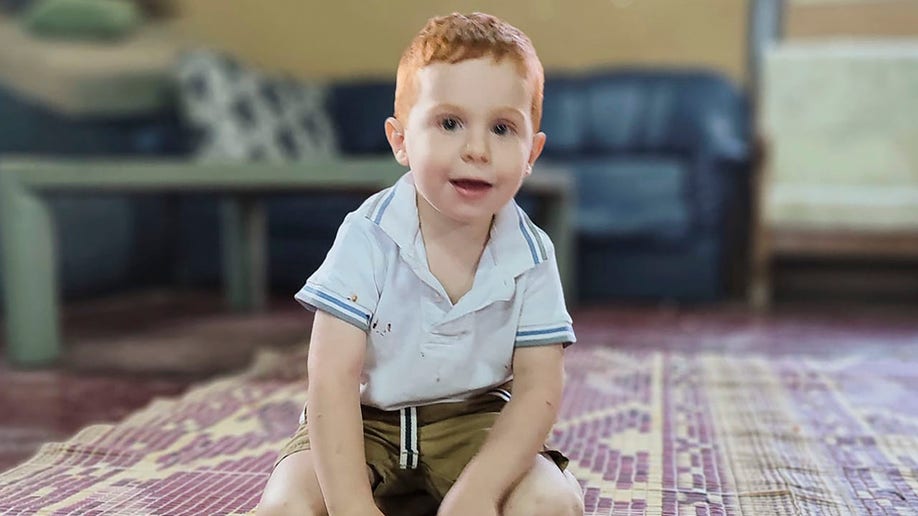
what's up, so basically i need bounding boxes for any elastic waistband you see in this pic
[361,382,513,427]
[377,382,512,470]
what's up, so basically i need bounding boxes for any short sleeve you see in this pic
[294,217,381,332]
[515,237,576,348]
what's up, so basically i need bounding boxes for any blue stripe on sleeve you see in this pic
[302,285,370,321]
[516,325,573,337]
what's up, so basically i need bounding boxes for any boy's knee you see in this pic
[255,494,327,516]
[503,485,583,516]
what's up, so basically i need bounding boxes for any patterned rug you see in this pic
[1,341,916,515]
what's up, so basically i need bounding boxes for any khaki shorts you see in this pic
[275,383,569,504]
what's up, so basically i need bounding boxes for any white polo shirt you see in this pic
[295,172,576,410]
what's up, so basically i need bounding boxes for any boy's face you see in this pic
[386,57,546,226]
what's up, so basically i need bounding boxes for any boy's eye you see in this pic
[493,123,512,136]
[440,117,460,131]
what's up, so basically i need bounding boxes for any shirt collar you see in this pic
[367,172,548,280]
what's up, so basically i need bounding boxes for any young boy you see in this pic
[257,12,583,516]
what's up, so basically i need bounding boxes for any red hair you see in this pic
[395,12,544,131]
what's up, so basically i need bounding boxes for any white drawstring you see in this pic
[399,406,419,469]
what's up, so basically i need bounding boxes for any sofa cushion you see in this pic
[587,70,746,158]
[22,0,143,41]
[541,70,748,163]
[327,81,394,154]
[174,50,337,162]
[540,76,588,155]
[543,156,691,242]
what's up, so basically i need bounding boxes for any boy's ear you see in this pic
[526,131,547,176]
[385,117,409,167]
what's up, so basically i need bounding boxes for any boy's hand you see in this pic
[436,479,499,516]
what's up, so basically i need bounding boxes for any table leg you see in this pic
[0,174,61,366]
[540,190,577,307]
[221,197,267,312]
[749,230,773,311]
[747,135,772,311]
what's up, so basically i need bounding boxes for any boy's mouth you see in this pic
[449,178,493,199]
[449,179,493,191]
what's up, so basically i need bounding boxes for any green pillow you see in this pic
[21,0,144,41]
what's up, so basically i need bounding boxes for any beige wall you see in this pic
[787,0,918,38]
[172,0,748,84]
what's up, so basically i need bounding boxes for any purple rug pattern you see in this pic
[1,341,916,515]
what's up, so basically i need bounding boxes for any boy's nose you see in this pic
[461,133,490,164]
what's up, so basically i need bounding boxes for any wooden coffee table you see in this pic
[0,157,575,367]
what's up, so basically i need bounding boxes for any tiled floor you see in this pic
[2,289,917,472]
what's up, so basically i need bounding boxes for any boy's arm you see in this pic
[451,343,565,504]
[307,310,380,515]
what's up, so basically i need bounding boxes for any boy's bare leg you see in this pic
[255,451,375,516]
[501,455,584,516]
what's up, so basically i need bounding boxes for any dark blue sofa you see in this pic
[540,70,750,301]
[1,68,750,306]
[243,69,752,303]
